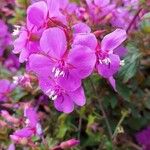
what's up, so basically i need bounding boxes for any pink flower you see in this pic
[29,27,96,91]
[27,0,66,28]
[10,107,42,144]
[86,0,115,23]
[13,26,40,63]
[39,76,86,113]
[96,29,127,90]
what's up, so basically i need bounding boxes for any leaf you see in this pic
[110,96,118,109]
[118,43,141,82]
[116,80,131,101]
[11,87,28,102]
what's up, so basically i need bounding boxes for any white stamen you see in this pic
[53,67,65,78]
[59,71,65,77]
[36,123,42,135]
[49,90,55,98]
[54,68,61,77]
[12,76,19,84]
[12,25,21,36]
[46,89,58,101]
[120,60,125,66]
[25,119,30,125]
[52,67,56,73]
[51,95,58,101]
[99,60,103,64]
[99,58,111,65]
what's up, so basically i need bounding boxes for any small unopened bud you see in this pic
[60,139,80,149]
[1,110,19,124]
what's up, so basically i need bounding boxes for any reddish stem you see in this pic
[126,8,142,33]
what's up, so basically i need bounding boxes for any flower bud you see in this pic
[60,139,79,149]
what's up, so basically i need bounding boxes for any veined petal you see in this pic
[47,0,60,17]
[73,23,91,34]
[40,28,67,58]
[57,73,81,92]
[69,86,86,106]
[27,1,48,27]
[54,94,74,113]
[68,46,96,79]
[101,29,127,52]
[73,33,97,50]
[29,54,53,77]
[97,54,120,78]
[38,76,55,94]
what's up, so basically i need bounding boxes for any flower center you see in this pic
[97,50,111,65]
[99,57,111,65]
[52,66,65,78]
[46,89,58,101]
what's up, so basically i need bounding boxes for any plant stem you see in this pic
[78,117,82,140]
[112,110,128,139]
[89,77,113,139]
[126,8,142,33]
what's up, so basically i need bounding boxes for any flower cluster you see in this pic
[77,0,141,30]
[10,107,42,145]
[13,0,127,113]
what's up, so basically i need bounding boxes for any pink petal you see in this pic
[14,128,33,138]
[38,76,55,93]
[54,95,74,113]
[29,54,53,77]
[108,76,116,91]
[13,31,27,54]
[68,46,96,79]
[19,48,29,63]
[47,0,61,17]
[69,86,86,106]
[97,54,120,78]
[101,29,127,52]
[0,79,10,93]
[94,0,110,7]
[114,45,127,58]
[73,23,91,34]
[73,33,97,50]
[27,1,48,27]
[57,73,81,91]
[25,108,38,127]
[40,28,67,59]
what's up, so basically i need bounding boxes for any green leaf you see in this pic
[116,80,131,101]
[118,43,141,82]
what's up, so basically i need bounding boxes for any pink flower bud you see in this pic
[60,139,80,149]
[1,110,19,124]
